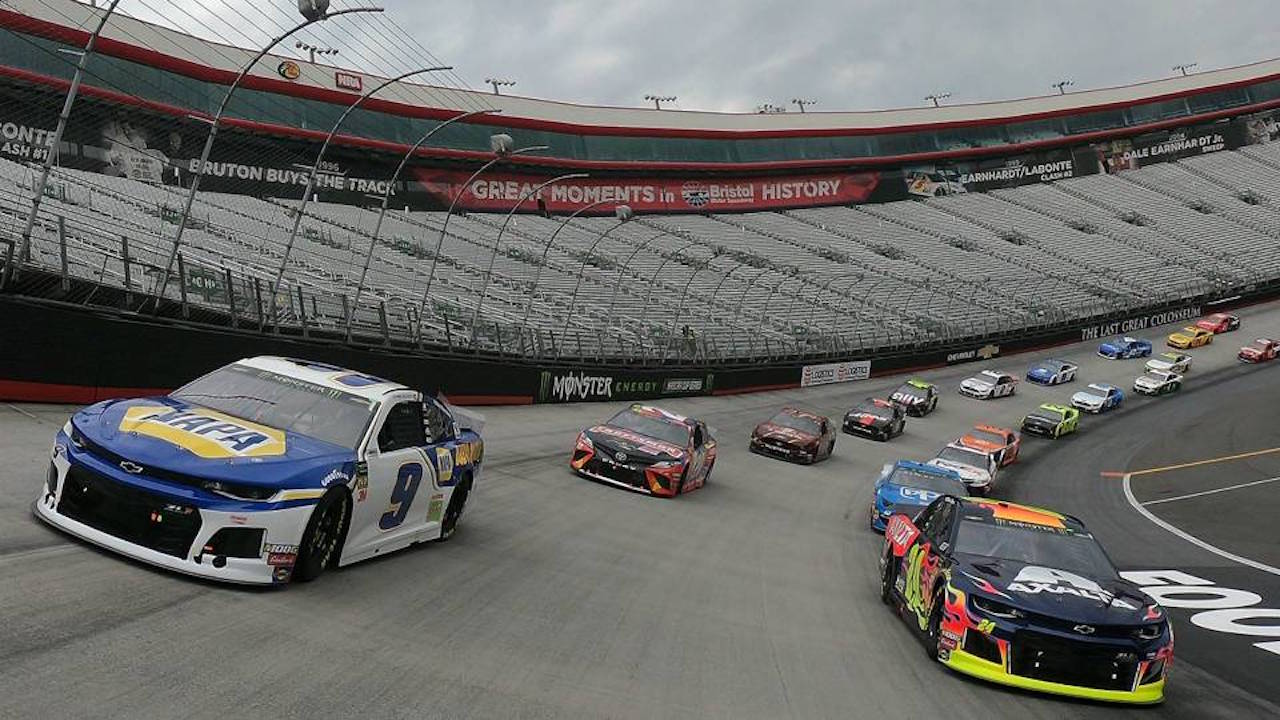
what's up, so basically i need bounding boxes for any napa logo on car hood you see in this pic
[117,405,287,458]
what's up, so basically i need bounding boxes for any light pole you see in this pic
[1173,62,1198,76]
[470,172,589,335]
[667,249,720,348]
[19,0,121,267]
[792,98,817,113]
[416,141,549,339]
[486,78,516,95]
[924,92,950,107]
[268,65,452,316]
[559,205,635,332]
[638,239,701,332]
[1052,79,1074,95]
[345,108,499,338]
[644,94,677,110]
[296,41,338,64]
[603,228,677,331]
[521,198,614,328]
[151,3,383,307]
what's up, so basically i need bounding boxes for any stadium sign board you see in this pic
[799,360,871,387]
[536,370,715,404]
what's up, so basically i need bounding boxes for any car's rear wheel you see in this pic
[438,475,472,541]
[295,489,349,582]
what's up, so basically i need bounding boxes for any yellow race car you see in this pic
[1167,326,1213,349]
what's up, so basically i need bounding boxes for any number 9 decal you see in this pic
[379,463,423,530]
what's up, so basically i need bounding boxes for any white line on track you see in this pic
[1142,476,1280,506]
[1122,472,1280,578]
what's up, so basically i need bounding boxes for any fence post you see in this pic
[58,216,68,292]
[442,308,453,350]
[378,301,389,344]
[176,252,189,318]
[1,238,14,291]
[224,268,237,327]
[120,235,132,308]
[253,277,264,329]
[340,293,351,338]
[296,285,308,336]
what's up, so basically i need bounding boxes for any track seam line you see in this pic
[1121,472,1280,578]
[1122,446,1280,477]
[1141,475,1280,506]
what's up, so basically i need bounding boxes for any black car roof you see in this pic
[955,497,1091,537]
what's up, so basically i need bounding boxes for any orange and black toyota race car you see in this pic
[749,407,836,464]
[570,405,716,497]
[878,496,1173,704]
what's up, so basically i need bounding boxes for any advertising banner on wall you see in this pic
[1077,304,1202,342]
[536,369,716,404]
[1086,121,1247,173]
[799,359,871,387]
[411,169,883,214]
[903,147,1086,198]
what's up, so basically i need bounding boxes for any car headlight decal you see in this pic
[971,594,1025,620]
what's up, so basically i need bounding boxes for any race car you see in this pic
[869,461,968,531]
[843,398,907,441]
[1098,336,1152,360]
[571,404,716,497]
[1145,351,1192,375]
[1238,338,1279,363]
[958,370,1017,400]
[1133,369,1184,396]
[749,407,835,464]
[890,379,940,417]
[1196,312,1240,334]
[878,496,1173,704]
[1071,383,1124,413]
[1167,326,1213,349]
[1025,359,1078,386]
[1020,403,1080,439]
[927,442,998,495]
[35,357,484,586]
[956,425,1020,468]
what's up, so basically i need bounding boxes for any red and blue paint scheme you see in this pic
[571,404,716,496]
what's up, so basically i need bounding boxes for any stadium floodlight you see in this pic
[485,78,516,95]
[346,109,500,340]
[295,41,338,64]
[615,204,635,222]
[20,0,121,270]
[269,65,452,318]
[471,173,590,339]
[792,98,817,113]
[417,143,550,337]
[489,133,515,155]
[152,4,383,313]
[1173,62,1198,76]
[1052,79,1074,95]
[644,94,677,109]
[924,92,951,107]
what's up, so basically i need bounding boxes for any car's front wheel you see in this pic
[295,489,349,582]
[880,549,897,605]
[925,593,946,660]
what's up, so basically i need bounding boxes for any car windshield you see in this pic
[1085,385,1111,396]
[937,446,985,467]
[1029,408,1061,421]
[769,412,821,435]
[172,363,377,449]
[1250,340,1269,350]
[1142,372,1166,382]
[607,409,690,447]
[969,428,1007,445]
[954,517,1117,578]
[891,467,967,495]
[894,383,926,399]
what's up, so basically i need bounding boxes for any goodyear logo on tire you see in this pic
[118,406,286,458]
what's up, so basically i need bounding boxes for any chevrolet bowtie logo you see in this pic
[119,461,144,474]
[977,344,1000,360]
[1073,624,1096,635]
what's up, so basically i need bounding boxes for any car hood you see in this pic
[1071,391,1104,404]
[961,378,993,390]
[752,423,818,445]
[927,458,988,480]
[1240,346,1265,355]
[1023,412,1061,426]
[1145,359,1175,371]
[585,424,685,462]
[1134,375,1164,388]
[880,482,945,509]
[845,411,890,427]
[953,554,1152,624]
[1098,343,1125,354]
[72,397,357,490]
[1027,367,1053,377]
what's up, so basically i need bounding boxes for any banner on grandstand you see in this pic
[536,369,715,403]
[1077,304,1202,342]
[1085,121,1247,173]
[902,147,1085,197]
[411,169,883,214]
[799,359,871,387]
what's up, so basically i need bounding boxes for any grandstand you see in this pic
[1,0,1279,370]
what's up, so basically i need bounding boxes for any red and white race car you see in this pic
[1196,312,1240,334]
[1238,338,1279,363]
[570,404,716,497]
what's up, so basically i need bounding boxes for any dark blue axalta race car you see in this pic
[1025,359,1078,385]
[869,460,967,531]
[36,357,484,586]
[1097,336,1153,360]
[879,496,1173,704]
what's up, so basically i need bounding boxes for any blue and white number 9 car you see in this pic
[36,356,484,585]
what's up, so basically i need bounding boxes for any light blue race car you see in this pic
[869,460,968,531]
[1070,382,1125,413]
[1098,336,1153,360]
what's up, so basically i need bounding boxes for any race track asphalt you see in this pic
[2,303,1279,720]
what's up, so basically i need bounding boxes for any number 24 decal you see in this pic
[379,463,423,530]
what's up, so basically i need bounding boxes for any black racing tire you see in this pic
[439,475,472,541]
[929,397,938,413]
[925,592,946,660]
[295,489,350,582]
[880,548,897,605]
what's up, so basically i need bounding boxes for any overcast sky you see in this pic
[132,1,1280,113]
